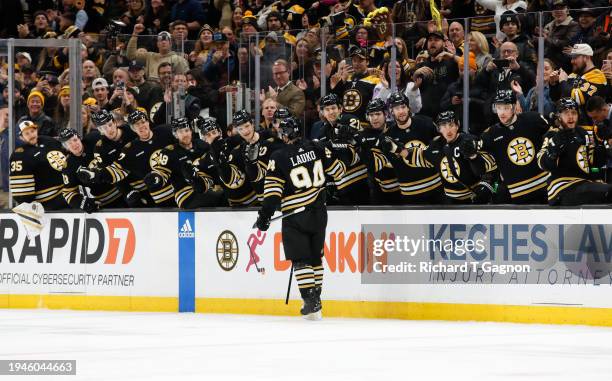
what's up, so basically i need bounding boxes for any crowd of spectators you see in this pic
[0,0,611,209]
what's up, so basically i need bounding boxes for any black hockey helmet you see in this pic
[435,110,459,128]
[279,117,301,140]
[387,91,409,109]
[320,93,341,107]
[128,109,148,125]
[171,117,191,132]
[58,127,80,142]
[273,107,291,122]
[195,117,221,135]
[232,110,252,126]
[91,109,113,126]
[366,98,386,114]
[557,97,579,112]
[493,89,517,105]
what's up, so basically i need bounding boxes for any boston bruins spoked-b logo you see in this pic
[576,145,591,173]
[216,230,239,271]
[47,150,67,171]
[401,140,425,165]
[507,137,535,166]
[440,156,460,183]
[343,89,362,113]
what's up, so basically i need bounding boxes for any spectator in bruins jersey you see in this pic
[385,110,497,204]
[58,128,124,213]
[314,94,369,205]
[145,117,223,208]
[254,116,346,320]
[477,89,550,204]
[549,43,607,125]
[330,46,380,125]
[382,91,444,204]
[9,120,67,210]
[355,98,401,204]
[77,110,176,208]
[538,98,612,206]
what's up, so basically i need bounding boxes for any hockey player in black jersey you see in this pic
[59,128,124,213]
[91,110,137,166]
[355,98,401,204]
[208,111,259,207]
[77,110,176,207]
[145,117,223,208]
[537,98,612,206]
[316,93,369,205]
[477,90,549,204]
[254,116,345,320]
[383,91,445,204]
[9,120,68,210]
[387,111,498,204]
[235,111,286,201]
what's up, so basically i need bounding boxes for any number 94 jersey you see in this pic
[261,140,346,216]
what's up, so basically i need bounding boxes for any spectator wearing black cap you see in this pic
[128,60,163,113]
[327,49,368,120]
[170,0,205,39]
[128,23,190,81]
[413,30,459,119]
[499,10,537,72]
[190,25,215,68]
[574,8,608,54]
[170,20,195,54]
[240,11,259,42]
[539,0,579,73]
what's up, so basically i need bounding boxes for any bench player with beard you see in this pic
[315,93,369,205]
[387,111,498,204]
[355,98,401,204]
[476,90,550,204]
[254,116,346,320]
[145,117,224,208]
[537,98,612,205]
[59,128,124,212]
[9,120,68,210]
[77,110,176,207]
[383,91,444,204]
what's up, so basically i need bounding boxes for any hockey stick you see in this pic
[270,206,305,223]
[285,264,293,305]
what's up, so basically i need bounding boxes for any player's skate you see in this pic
[300,288,322,321]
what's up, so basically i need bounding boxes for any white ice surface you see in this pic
[1,309,612,381]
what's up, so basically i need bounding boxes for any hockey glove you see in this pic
[471,182,494,204]
[378,136,402,155]
[245,142,260,163]
[458,136,479,159]
[126,190,147,208]
[254,210,271,231]
[143,172,165,192]
[549,130,571,158]
[80,196,99,214]
[77,166,101,184]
